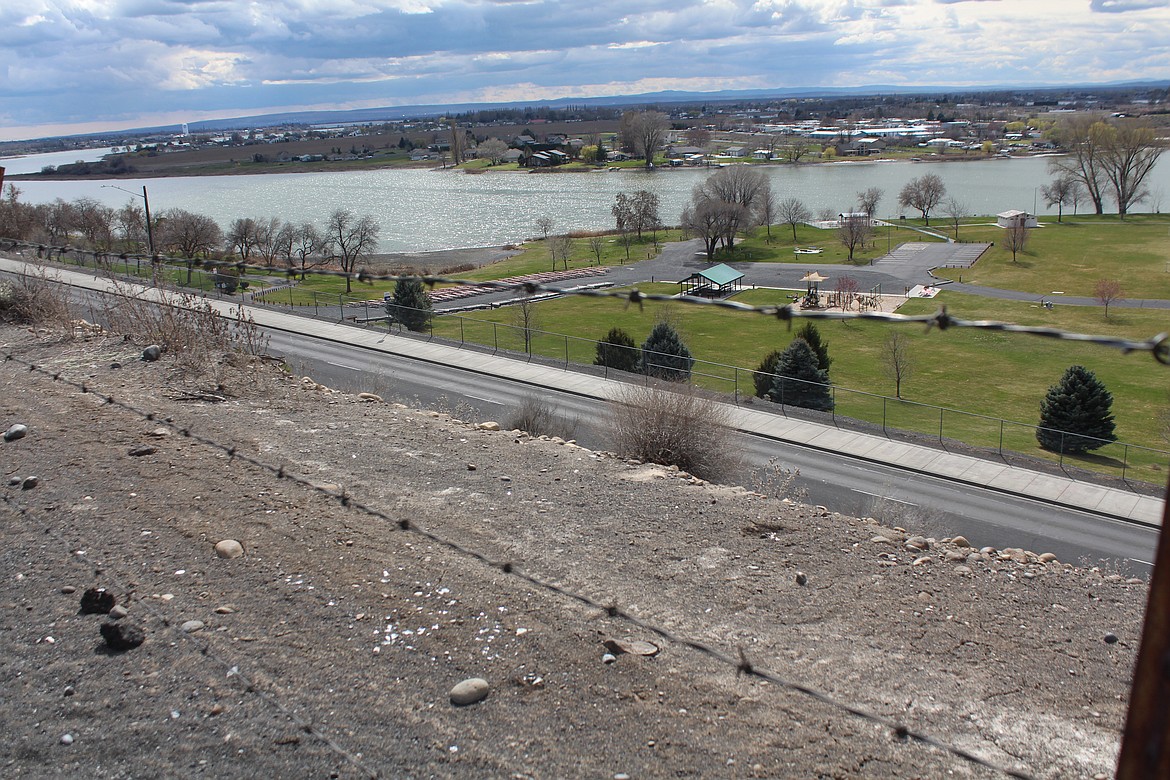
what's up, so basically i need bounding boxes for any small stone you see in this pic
[1104,633,1119,644]
[110,362,121,370]
[60,585,77,595]
[80,587,116,615]
[214,605,236,615]
[604,638,660,656]
[357,392,383,403]
[214,539,244,559]
[181,620,205,633]
[108,605,129,619]
[601,653,617,665]
[64,686,75,697]
[467,463,477,471]
[449,677,490,706]
[149,428,170,438]
[478,421,501,431]
[870,535,892,544]
[912,556,931,566]
[60,734,74,746]
[1038,553,1058,563]
[953,565,972,575]
[142,345,162,362]
[951,535,970,548]
[795,571,808,586]
[944,550,967,562]
[4,424,28,442]
[100,620,145,651]
[210,704,225,716]
[128,445,157,457]
[8,476,20,486]
[21,476,39,490]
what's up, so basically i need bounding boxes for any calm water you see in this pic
[8,154,1169,253]
[0,147,121,176]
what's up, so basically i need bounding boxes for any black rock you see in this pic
[100,620,145,651]
[1104,632,1119,644]
[80,587,116,615]
[128,445,157,457]
[141,345,162,362]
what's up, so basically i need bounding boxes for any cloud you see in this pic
[0,0,1168,141]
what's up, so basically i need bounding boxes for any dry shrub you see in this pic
[438,263,475,275]
[100,279,268,371]
[608,384,738,482]
[0,267,75,332]
[507,394,579,439]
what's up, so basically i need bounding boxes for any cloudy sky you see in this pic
[1,0,1167,142]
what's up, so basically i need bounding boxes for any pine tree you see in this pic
[640,321,694,382]
[1036,365,1117,454]
[768,338,834,411]
[795,322,831,372]
[386,279,433,332]
[753,349,783,398]
[595,327,639,373]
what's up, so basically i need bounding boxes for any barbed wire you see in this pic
[2,349,1035,779]
[4,237,1167,366]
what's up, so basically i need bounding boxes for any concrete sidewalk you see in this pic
[5,256,1164,528]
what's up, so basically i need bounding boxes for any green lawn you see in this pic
[932,214,1170,298]
[430,286,1170,484]
[727,222,944,264]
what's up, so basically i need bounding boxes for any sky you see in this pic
[1,0,1168,142]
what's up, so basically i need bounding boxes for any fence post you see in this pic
[460,317,465,345]
[1059,432,1065,468]
[313,293,319,318]
[564,335,569,369]
[999,419,1004,456]
[831,386,836,423]
[363,300,369,327]
[882,397,887,434]
[493,323,498,354]
[939,408,944,445]
[734,367,739,404]
[338,294,344,321]
[1123,444,1129,483]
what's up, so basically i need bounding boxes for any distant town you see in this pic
[3,83,1167,180]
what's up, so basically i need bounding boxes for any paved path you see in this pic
[2,255,1163,527]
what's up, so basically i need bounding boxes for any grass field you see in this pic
[932,214,1170,298]
[430,284,1170,484]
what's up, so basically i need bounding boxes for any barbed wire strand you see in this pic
[2,349,1035,779]
[4,239,1168,366]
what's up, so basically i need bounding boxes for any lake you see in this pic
[7,154,1169,253]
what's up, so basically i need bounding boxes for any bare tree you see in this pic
[72,197,116,252]
[834,275,861,310]
[114,201,148,253]
[1101,120,1165,218]
[680,200,736,261]
[535,216,553,242]
[1048,116,1110,215]
[836,214,872,262]
[1094,279,1124,319]
[942,197,967,240]
[612,190,660,240]
[587,235,605,266]
[1003,220,1030,263]
[285,222,325,280]
[549,234,572,271]
[684,126,712,149]
[1040,175,1081,222]
[691,165,768,251]
[619,110,669,167]
[857,187,883,219]
[756,181,777,241]
[898,173,947,225]
[511,296,540,354]
[252,217,283,267]
[881,331,914,399]
[326,208,380,293]
[777,197,810,242]
[227,218,259,261]
[781,138,815,164]
[155,208,224,284]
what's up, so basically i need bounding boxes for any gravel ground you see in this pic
[0,325,1148,779]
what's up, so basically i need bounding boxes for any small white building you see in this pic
[997,210,1038,229]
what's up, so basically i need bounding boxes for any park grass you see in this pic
[932,213,1170,298]
[430,285,1170,484]
[727,222,945,264]
[449,229,685,282]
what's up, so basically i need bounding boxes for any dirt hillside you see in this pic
[0,324,1147,779]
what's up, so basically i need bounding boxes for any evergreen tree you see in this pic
[595,327,639,373]
[1036,365,1117,454]
[768,338,834,411]
[795,322,832,372]
[753,349,783,398]
[385,279,433,332]
[640,321,694,382]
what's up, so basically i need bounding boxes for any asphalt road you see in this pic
[266,328,1159,575]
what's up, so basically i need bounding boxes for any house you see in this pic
[501,149,523,164]
[722,146,746,157]
[409,149,433,161]
[842,138,886,156]
[752,149,771,160]
[997,210,1038,229]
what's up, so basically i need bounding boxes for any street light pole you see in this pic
[141,186,155,257]
[102,184,155,257]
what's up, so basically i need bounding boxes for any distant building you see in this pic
[997,210,1038,229]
